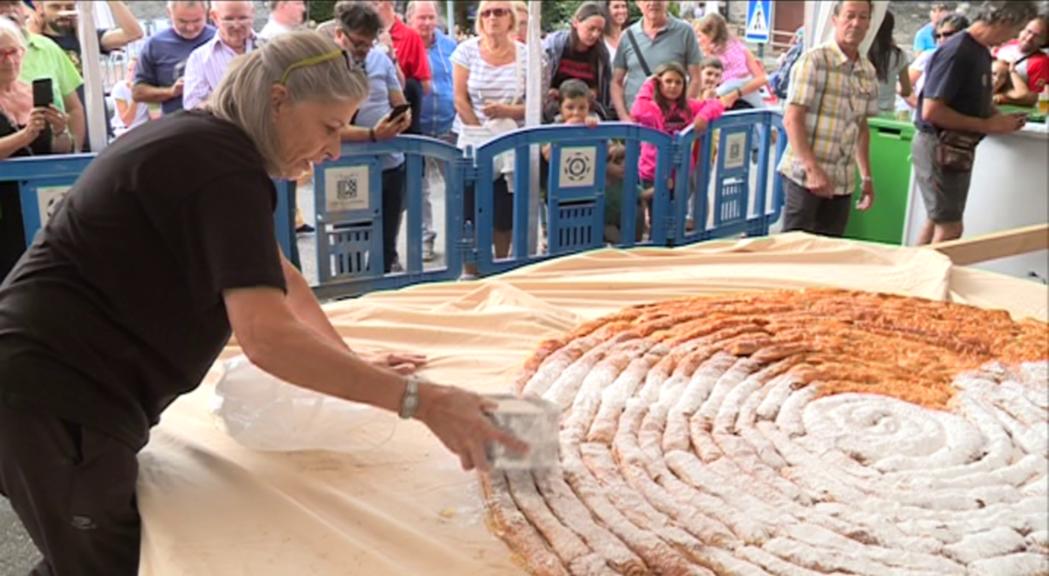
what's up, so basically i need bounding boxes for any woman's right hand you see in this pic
[374,109,411,140]
[20,108,48,141]
[415,383,529,472]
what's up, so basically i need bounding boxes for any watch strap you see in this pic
[398,375,420,419]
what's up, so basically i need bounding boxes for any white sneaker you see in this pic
[422,238,437,262]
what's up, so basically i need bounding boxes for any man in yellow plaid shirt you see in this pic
[777,0,879,237]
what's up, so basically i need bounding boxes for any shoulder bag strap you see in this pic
[626,29,652,77]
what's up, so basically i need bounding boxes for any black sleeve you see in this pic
[178,173,287,310]
[97,28,112,55]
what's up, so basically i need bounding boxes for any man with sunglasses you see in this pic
[913,1,1036,245]
[905,13,970,111]
[914,3,952,56]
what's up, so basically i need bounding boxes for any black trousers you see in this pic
[781,176,852,237]
[403,78,422,135]
[0,398,140,575]
[381,164,407,272]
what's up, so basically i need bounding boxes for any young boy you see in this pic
[698,56,725,100]
[542,79,642,243]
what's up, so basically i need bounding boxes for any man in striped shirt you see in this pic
[182,0,259,110]
[777,0,879,237]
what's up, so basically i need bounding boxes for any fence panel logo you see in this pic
[324,165,371,213]
[724,132,748,170]
[36,185,71,226]
[558,146,597,189]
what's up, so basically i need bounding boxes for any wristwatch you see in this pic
[398,374,421,419]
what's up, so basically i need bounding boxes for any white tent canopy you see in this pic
[805,0,888,53]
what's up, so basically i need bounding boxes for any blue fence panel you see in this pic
[1,114,786,301]
[310,135,464,300]
[0,153,299,264]
[0,154,94,247]
[470,122,675,277]
[672,109,786,246]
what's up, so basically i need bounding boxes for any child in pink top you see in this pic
[630,61,725,185]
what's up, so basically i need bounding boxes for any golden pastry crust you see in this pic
[489,289,1048,576]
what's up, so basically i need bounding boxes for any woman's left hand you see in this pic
[693,116,709,133]
[482,101,509,119]
[359,350,427,374]
[42,105,68,134]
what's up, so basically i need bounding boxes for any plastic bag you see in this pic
[210,355,397,453]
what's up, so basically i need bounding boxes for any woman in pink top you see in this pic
[695,13,768,109]
[631,62,724,185]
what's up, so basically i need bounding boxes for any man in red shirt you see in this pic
[372,0,432,134]
[993,14,1048,105]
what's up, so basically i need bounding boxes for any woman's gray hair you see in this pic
[0,14,24,46]
[970,1,1037,26]
[208,31,368,177]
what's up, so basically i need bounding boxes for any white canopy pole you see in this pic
[445,0,454,36]
[78,0,107,152]
[525,0,542,254]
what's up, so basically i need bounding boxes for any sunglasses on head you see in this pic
[480,8,509,18]
[935,30,957,40]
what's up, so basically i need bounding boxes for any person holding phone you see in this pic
[0,18,74,278]
[332,2,412,273]
[913,1,1036,245]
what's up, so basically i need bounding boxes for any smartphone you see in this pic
[32,78,53,108]
[388,103,411,122]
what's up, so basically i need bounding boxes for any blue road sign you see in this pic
[745,0,773,44]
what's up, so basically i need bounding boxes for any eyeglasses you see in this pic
[0,47,22,60]
[342,32,377,52]
[479,8,509,18]
[278,49,351,85]
[218,15,253,26]
[935,30,957,40]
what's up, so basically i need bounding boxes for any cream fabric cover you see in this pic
[138,233,1047,575]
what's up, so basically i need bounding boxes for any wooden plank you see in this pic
[931,224,1049,265]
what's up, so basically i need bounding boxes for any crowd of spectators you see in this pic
[2,0,1048,276]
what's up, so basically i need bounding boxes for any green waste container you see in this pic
[844,113,915,245]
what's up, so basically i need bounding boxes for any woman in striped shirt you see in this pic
[451,0,527,259]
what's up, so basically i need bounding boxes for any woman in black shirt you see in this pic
[0,31,525,574]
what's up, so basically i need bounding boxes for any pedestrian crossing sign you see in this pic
[745,0,773,44]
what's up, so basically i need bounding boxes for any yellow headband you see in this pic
[278,49,343,85]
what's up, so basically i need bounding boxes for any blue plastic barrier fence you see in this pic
[0,154,93,247]
[672,109,787,245]
[310,135,464,300]
[1,109,786,301]
[469,122,676,277]
[0,153,299,268]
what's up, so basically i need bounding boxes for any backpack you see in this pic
[770,29,805,100]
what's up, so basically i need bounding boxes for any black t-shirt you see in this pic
[0,111,286,449]
[43,28,110,75]
[916,31,992,132]
[552,42,600,91]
